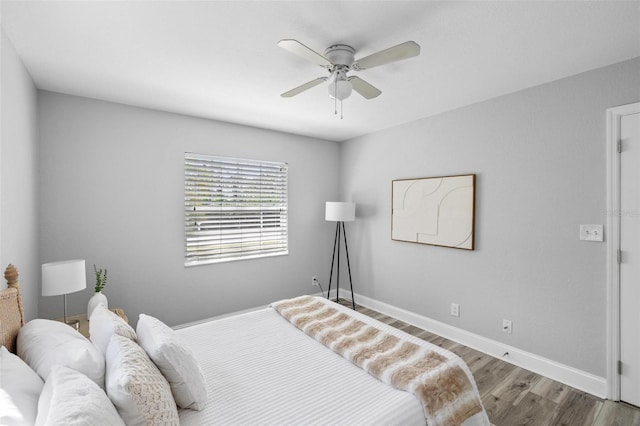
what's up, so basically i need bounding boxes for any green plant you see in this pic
[93,264,108,293]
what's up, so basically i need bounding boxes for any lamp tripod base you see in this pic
[327,221,356,310]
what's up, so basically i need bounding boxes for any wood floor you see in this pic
[337,299,640,426]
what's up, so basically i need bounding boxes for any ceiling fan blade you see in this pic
[353,41,420,71]
[348,76,382,99]
[281,77,328,98]
[278,39,332,67]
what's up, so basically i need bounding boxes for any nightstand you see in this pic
[59,314,90,338]
[56,308,128,339]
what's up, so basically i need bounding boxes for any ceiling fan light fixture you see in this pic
[328,78,352,101]
[328,68,352,101]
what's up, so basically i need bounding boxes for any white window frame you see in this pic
[184,152,288,266]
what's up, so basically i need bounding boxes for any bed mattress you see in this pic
[176,299,486,425]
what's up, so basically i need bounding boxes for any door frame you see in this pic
[606,101,640,400]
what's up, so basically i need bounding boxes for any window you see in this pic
[184,153,288,266]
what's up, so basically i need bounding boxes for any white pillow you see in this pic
[89,304,137,355]
[0,345,44,426]
[137,314,208,410]
[35,365,124,426]
[105,334,179,426]
[17,319,105,388]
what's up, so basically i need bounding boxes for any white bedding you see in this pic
[176,299,487,426]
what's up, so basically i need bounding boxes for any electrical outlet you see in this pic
[311,275,319,287]
[503,319,512,334]
[450,303,460,317]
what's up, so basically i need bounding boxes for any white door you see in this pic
[620,108,640,407]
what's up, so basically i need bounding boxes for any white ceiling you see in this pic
[2,1,639,142]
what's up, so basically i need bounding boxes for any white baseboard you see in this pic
[337,289,607,398]
[173,304,268,329]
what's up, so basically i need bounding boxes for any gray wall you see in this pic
[38,92,340,326]
[340,57,640,377]
[0,29,39,320]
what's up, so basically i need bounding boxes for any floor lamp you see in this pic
[326,202,356,309]
[42,259,87,329]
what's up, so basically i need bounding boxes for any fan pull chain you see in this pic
[331,76,344,119]
[334,81,338,116]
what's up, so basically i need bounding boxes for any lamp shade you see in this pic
[42,260,87,296]
[325,202,356,222]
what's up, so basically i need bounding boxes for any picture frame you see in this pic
[391,174,475,250]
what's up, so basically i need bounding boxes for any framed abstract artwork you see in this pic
[391,174,475,250]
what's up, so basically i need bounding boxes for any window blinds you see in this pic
[184,153,288,266]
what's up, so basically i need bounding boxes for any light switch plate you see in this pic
[580,224,604,242]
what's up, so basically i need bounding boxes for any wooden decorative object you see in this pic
[1,264,26,353]
[4,264,19,288]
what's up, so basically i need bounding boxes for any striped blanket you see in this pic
[271,296,489,426]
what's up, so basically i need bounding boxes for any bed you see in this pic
[0,264,490,426]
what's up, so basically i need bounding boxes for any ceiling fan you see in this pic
[278,39,420,117]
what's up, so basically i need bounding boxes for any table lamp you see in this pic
[42,259,86,329]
